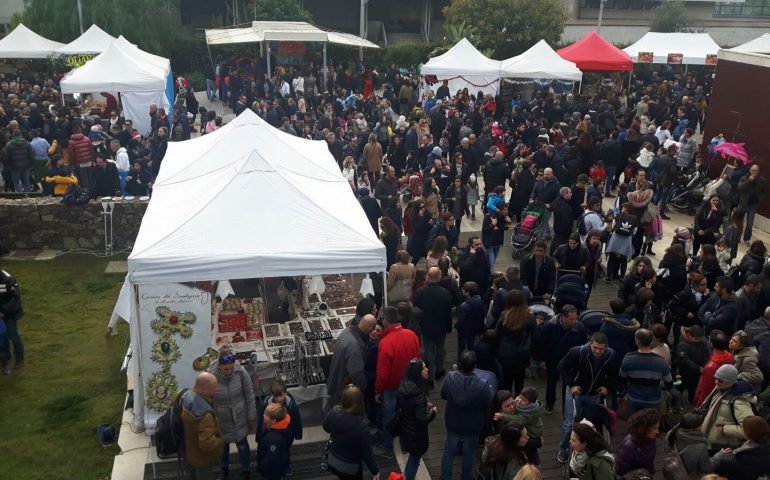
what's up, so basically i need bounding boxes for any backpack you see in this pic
[155,388,188,458]
[577,211,596,236]
[662,442,692,480]
[727,264,747,289]
[62,184,89,206]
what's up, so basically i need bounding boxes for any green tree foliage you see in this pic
[442,0,566,59]
[18,0,184,57]
[650,1,701,33]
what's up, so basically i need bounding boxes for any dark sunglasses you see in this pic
[220,354,236,364]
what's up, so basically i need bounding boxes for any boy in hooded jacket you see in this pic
[256,403,291,480]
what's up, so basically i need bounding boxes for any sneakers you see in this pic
[557,449,569,463]
[545,406,554,415]
[373,446,394,459]
[2,366,10,375]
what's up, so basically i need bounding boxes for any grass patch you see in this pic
[0,254,129,479]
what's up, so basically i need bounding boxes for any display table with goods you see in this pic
[212,274,360,399]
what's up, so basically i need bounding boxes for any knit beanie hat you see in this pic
[714,364,739,385]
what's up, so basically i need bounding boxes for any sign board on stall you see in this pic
[138,282,213,430]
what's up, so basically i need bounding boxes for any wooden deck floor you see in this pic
[420,267,664,480]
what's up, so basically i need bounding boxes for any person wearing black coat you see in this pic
[413,269,453,380]
[553,234,590,272]
[323,388,379,480]
[406,203,433,264]
[358,188,382,236]
[496,294,538,395]
[657,245,689,306]
[396,359,436,480]
[256,404,291,480]
[458,237,491,293]
[537,306,588,412]
[90,156,123,198]
[509,162,535,222]
[124,161,153,196]
[693,197,725,254]
[617,257,652,307]
[456,284,486,359]
[483,153,511,197]
[549,188,575,255]
[667,272,709,346]
[519,242,557,298]
[740,245,767,276]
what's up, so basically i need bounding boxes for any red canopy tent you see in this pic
[557,31,633,72]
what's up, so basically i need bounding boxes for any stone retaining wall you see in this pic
[0,197,148,250]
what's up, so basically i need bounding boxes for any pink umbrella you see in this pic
[714,142,750,164]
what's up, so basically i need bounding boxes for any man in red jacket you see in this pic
[68,125,96,189]
[375,305,421,458]
[695,329,735,407]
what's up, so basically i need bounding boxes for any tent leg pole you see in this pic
[323,43,328,93]
[628,69,633,91]
[266,42,271,79]
[382,271,388,307]
[684,64,688,76]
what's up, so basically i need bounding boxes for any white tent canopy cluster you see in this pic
[59,35,171,136]
[205,21,380,48]
[0,23,64,58]
[420,38,582,96]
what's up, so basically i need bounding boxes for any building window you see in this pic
[714,0,770,16]
[579,0,656,8]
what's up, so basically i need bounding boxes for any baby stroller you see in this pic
[510,202,548,259]
[553,269,588,313]
[578,309,611,334]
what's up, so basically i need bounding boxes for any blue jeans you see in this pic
[440,431,478,480]
[605,166,618,193]
[0,318,23,366]
[655,186,672,214]
[744,203,758,242]
[404,453,421,480]
[486,245,501,272]
[10,170,30,192]
[220,437,251,473]
[380,389,397,452]
[205,78,217,100]
[560,388,600,451]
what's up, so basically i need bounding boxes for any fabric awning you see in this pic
[205,21,379,48]
[0,23,64,59]
[623,32,720,65]
[557,31,633,72]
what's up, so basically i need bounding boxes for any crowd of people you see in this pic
[5,54,770,480]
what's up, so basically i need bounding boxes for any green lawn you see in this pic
[0,254,130,480]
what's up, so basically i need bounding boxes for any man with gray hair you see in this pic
[326,314,377,402]
[180,372,224,479]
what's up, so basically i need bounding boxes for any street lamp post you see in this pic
[77,0,84,34]
[597,0,608,34]
[359,0,369,61]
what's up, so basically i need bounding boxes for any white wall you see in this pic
[0,0,23,26]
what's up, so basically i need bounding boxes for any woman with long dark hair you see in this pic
[688,245,724,289]
[380,216,402,269]
[667,272,709,346]
[568,423,615,479]
[323,386,379,480]
[481,422,530,480]
[495,290,536,395]
[396,358,436,480]
[693,196,724,255]
[406,200,433,265]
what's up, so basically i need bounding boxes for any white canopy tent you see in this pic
[60,36,172,136]
[499,40,583,82]
[421,38,502,95]
[112,109,386,429]
[205,21,379,88]
[55,24,119,56]
[623,32,720,65]
[730,33,770,54]
[0,23,64,58]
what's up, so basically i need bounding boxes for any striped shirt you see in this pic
[618,351,673,405]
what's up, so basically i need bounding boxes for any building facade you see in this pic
[180,0,768,47]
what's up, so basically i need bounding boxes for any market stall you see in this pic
[110,109,386,431]
[421,37,503,96]
[498,39,582,103]
[556,31,633,72]
[623,32,720,65]
[0,23,64,59]
[59,36,174,136]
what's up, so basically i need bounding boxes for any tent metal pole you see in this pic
[382,270,388,307]
[323,42,328,92]
[266,42,271,79]
[684,64,688,76]
[628,69,633,91]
